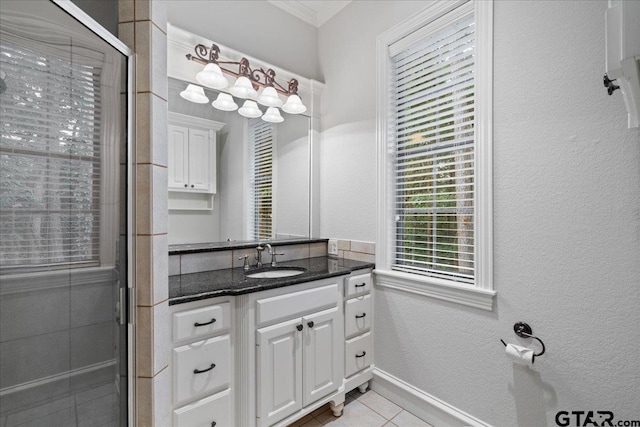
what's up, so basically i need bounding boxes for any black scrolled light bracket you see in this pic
[603,73,620,95]
[500,321,546,361]
[186,43,300,97]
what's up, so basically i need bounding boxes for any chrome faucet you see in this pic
[255,245,265,268]
[264,243,284,267]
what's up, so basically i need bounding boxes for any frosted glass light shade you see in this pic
[179,84,209,104]
[196,63,228,89]
[229,76,258,99]
[262,107,284,123]
[282,94,307,114]
[257,86,283,107]
[212,92,238,111]
[238,100,263,118]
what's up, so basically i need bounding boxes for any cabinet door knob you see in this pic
[296,324,303,332]
[194,318,216,327]
[355,351,367,358]
[355,313,366,319]
[193,363,216,374]
[307,321,314,328]
[211,422,216,427]
[184,184,188,187]
[190,184,194,188]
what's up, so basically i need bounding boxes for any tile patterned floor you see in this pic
[288,389,434,427]
[0,383,119,427]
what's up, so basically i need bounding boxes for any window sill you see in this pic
[373,269,496,311]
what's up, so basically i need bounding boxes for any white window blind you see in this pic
[248,119,273,240]
[0,39,102,270]
[390,10,475,285]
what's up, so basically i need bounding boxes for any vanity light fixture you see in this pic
[181,43,306,123]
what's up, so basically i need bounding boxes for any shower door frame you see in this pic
[50,1,137,425]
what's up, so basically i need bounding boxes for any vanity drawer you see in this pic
[173,334,230,405]
[173,302,230,342]
[256,283,338,327]
[344,294,371,339]
[173,388,231,427]
[345,272,372,297]
[345,332,372,378]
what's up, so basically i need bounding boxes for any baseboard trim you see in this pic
[371,368,492,427]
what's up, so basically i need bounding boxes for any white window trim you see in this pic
[375,0,495,311]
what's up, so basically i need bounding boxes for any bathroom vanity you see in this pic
[168,241,374,427]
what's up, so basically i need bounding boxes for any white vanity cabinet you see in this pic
[343,270,374,394]
[168,112,225,194]
[237,277,346,427]
[169,298,234,427]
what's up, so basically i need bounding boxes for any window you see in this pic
[0,39,102,271]
[248,119,274,240]
[376,1,494,309]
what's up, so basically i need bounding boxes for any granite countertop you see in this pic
[168,256,374,305]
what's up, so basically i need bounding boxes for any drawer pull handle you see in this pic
[307,321,314,328]
[355,351,367,358]
[193,363,216,374]
[296,324,303,332]
[194,318,216,327]
[355,283,366,288]
[355,313,367,319]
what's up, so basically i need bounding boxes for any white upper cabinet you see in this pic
[168,112,225,194]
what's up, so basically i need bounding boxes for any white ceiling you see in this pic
[267,0,351,27]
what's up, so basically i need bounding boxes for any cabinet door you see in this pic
[188,128,210,191]
[302,307,341,407]
[168,125,189,189]
[256,318,303,427]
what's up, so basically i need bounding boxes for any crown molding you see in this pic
[267,0,351,28]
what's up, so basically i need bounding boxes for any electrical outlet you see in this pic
[328,239,338,256]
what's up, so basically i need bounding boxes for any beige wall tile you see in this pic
[136,376,152,426]
[278,244,311,263]
[151,24,168,99]
[135,164,152,235]
[152,165,168,234]
[344,251,375,263]
[338,240,351,250]
[152,234,169,303]
[117,22,134,50]
[310,242,328,258]
[351,240,375,255]
[134,0,150,22]
[135,93,151,163]
[118,0,133,23]
[153,302,169,374]
[134,21,150,94]
[136,306,152,377]
[150,0,167,33]
[181,251,233,274]
[151,95,168,166]
[169,255,180,276]
[136,235,152,305]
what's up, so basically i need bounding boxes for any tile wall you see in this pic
[117,0,170,425]
[335,239,376,263]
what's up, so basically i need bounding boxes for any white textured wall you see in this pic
[319,1,640,426]
[166,0,319,81]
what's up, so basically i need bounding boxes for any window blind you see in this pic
[0,39,101,270]
[248,119,273,240]
[390,11,475,285]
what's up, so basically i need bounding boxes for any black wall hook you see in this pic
[500,322,546,362]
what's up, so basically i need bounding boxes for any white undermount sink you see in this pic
[246,269,305,279]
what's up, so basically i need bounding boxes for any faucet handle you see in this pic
[270,252,285,267]
[238,255,250,271]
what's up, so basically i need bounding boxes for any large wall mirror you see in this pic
[167,78,311,245]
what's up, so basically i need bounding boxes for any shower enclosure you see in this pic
[0,1,133,426]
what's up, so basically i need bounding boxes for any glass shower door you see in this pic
[0,1,130,426]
